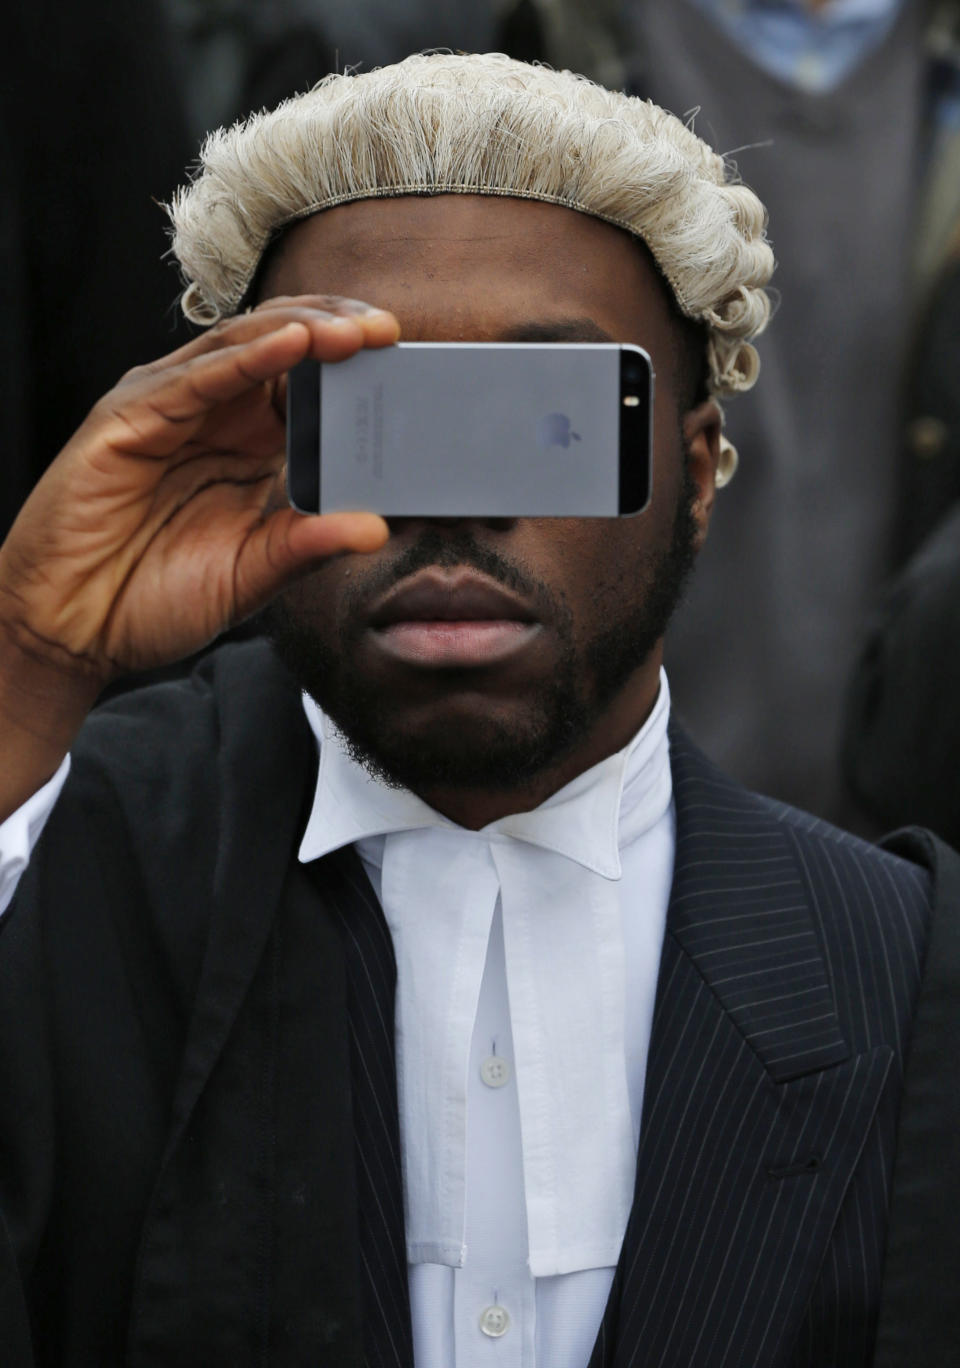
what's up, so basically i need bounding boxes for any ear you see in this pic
[682,399,723,549]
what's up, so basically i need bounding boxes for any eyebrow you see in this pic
[497,318,617,343]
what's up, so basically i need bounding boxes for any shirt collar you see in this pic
[298,671,671,879]
[701,0,899,20]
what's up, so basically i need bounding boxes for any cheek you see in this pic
[273,562,348,639]
[553,516,667,621]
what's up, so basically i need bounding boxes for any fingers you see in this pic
[136,296,400,376]
[95,297,400,459]
[233,507,390,616]
[243,297,400,416]
[97,293,402,460]
[251,295,400,346]
[262,299,401,351]
[92,323,315,457]
[245,300,401,356]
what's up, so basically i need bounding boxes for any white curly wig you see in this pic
[168,52,774,479]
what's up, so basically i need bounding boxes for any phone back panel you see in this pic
[318,342,625,516]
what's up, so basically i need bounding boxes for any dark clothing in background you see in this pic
[843,499,960,848]
[896,250,960,561]
[631,0,924,828]
[871,826,960,1368]
[164,0,497,148]
[0,0,193,540]
[842,250,960,850]
[0,639,946,1367]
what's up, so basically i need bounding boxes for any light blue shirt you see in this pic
[688,0,904,92]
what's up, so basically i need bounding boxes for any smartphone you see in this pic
[286,342,653,517]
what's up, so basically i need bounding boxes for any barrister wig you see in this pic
[168,52,773,453]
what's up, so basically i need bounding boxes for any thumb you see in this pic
[231,507,389,617]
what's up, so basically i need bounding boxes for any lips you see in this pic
[367,569,540,667]
[370,569,537,627]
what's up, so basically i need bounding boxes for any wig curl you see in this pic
[168,52,774,475]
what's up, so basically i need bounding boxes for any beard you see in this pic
[264,463,698,796]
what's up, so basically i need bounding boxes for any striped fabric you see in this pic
[7,642,934,1367]
[307,724,931,1368]
[314,849,415,1368]
[589,728,930,1367]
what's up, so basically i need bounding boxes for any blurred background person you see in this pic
[842,497,960,849]
[0,0,193,540]
[162,0,503,147]
[530,0,960,828]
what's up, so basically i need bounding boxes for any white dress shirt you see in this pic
[0,758,71,917]
[298,676,675,1367]
[0,673,676,1367]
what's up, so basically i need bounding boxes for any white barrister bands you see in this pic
[298,678,673,1278]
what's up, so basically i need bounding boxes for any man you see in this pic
[0,53,946,1367]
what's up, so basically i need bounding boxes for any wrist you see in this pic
[0,617,101,822]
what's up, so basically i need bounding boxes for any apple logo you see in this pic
[537,412,582,449]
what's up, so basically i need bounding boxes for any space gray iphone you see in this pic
[287,341,652,517]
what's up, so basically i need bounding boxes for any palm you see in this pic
[86,384,289,670]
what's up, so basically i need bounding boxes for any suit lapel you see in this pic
[123,655,895,1368]
[127,647,365,1367]
[140,646,315,1191]
[309,847,415,1368]
[127,644,411,1368]
[592,728,893,1368]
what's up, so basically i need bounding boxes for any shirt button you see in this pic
[480,1055,511,1088]
[479,1304,511,1338]
[794,51,826,93]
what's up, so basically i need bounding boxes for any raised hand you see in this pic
[0,297,398,817]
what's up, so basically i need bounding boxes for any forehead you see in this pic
[259,195,679,353]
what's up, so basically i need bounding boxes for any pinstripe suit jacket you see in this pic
[0,642,936,1367]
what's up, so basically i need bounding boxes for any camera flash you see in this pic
[623,395,640,407]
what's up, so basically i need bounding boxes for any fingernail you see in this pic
[336,299,390,317]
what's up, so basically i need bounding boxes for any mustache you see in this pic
[338,526,554,619]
